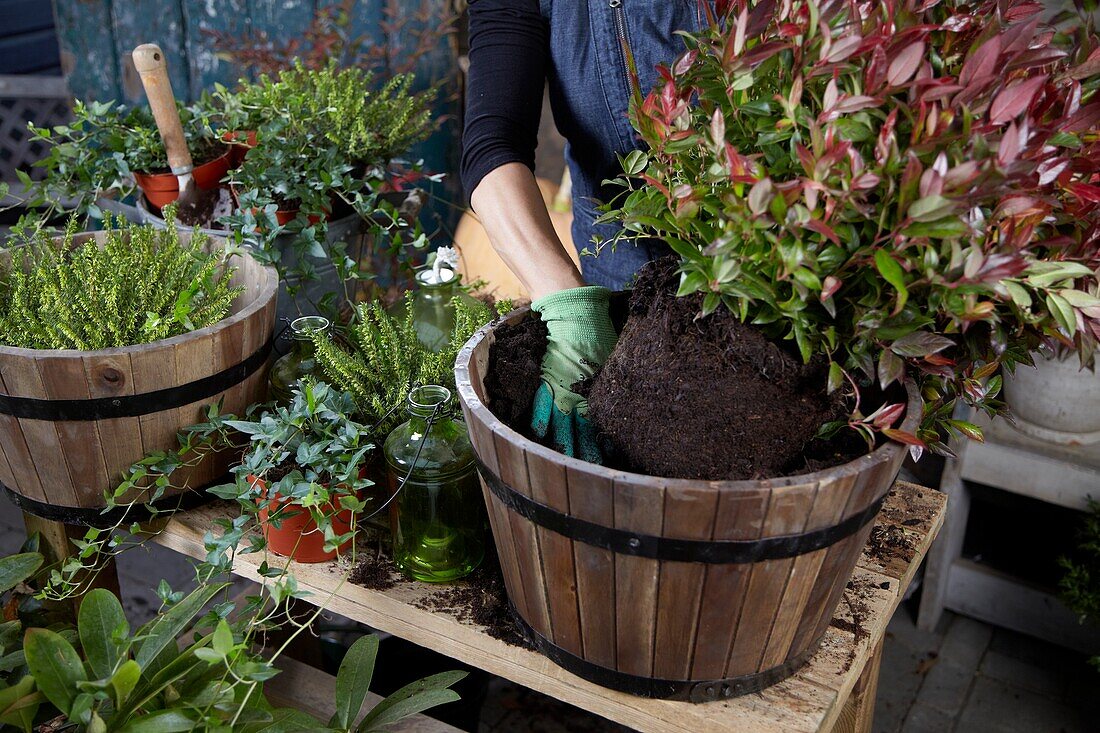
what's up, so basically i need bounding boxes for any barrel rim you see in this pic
[0,230,278,360]
[455,305,922,492]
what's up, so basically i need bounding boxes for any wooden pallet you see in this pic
[152,481,944,733]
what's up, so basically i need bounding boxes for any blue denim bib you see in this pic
[541,0,703,289]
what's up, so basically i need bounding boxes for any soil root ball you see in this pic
[484,315,548,429]
[586,256,844,481]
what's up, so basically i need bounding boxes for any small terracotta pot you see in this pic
[222,130,258,167]
[134,151,232,210]
[250,475,356,563]
[229,185,328,227]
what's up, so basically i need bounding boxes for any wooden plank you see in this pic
[247,0,318,49]
[0,73,69,98]
[652,484,716,680]
[109,0,191,103]
[50,0,121,102]
[155,482,946,733]
[565,463,616,670]
[524,450,582,654]
[689,485,770,679]
[492,433,552,638]
[266,654,464,732]
[945,559,1100,654]
[961,438,1099,511]
[35,353,110,505]
[612,478,663,678]
[0,369,44,499]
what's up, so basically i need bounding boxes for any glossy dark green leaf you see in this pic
[78,588,129,680]
[23,628,86,716]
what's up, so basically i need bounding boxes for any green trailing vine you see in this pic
[0,212,243,350]
[312,295,504,438]
[1059,500,1100,670]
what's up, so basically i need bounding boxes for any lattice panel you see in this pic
[0,97,71,182]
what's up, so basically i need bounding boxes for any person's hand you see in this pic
[530,286,617,463]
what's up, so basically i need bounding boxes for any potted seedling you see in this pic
[216,61,438,319]
[0,213,275,521]
[14,99,230,227]
[456,0,1100,699]
[224,380,374,563]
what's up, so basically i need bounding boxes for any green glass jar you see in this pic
[408,267,458,352]
[385,385,486,582]
[268,316,330,405]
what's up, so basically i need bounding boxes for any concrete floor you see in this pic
[2,492,1097,733]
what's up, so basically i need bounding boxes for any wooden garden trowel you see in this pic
[130,44,227,222]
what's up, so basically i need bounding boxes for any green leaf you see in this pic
[1049,131,1081,148]
[827,362,844,393]
[0,554,42,594]
[907,194,954,222]
[874,250,909,312]
[622,149,648,175]
[1046,293,1077,335]
[0,676,40,733]
[114,709,199,733]
[212,619,234,657]
[79,588,129,680]
[357,671,467,733]
[677,270,707,296]
[331,634,379,729]
[134,582,228,670]
[1058,288,1100,308]
[1003,281,1032,309]
[23,628,87,716]
[902,216,968,239]
[357,689,461,732]
[890,331,955,357]
[109,659,141,707]
[238,708,326,733]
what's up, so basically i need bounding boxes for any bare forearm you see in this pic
[470,163,586,301]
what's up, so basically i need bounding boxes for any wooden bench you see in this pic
[154,481,946,733]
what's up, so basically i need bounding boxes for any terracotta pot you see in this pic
[251,475,356,563]
[134,151,232,210]
[456,306,922,701]
[228,185,327,227]
[222,130,258,167]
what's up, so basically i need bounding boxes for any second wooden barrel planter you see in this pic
[456,307,921,702]
[0,231,278,525]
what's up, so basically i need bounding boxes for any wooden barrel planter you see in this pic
[0,231,278,526]
[455,306,921,702]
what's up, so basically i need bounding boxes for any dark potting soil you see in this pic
[586,256,851,481]
[483,315,548,429]
[176,186,221,228]
[348,545,529,648]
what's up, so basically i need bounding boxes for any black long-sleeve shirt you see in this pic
[460,0,547,198]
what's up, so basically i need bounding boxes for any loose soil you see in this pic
[484,316,548,430]
[349,545,528,648]
[176,186,220,228]
[587,256,849,480]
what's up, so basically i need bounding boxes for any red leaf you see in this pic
[888,41,924,86]
[825,34,863,63]
[834,95,881,114]
[821,275,842,301]
[804,218,840,244]
[872,402,907,429]
[1068,182,1100,203]
[882,428,927,447]
[989,75,1047,124]
[997,121,1021,166]
[960,36,1001,86]
[891,331,955,357]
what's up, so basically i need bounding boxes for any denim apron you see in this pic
[540,0,704,290]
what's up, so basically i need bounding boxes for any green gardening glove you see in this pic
[530,286,618,463]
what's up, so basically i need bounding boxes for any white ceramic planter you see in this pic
[1003,350,1100,445]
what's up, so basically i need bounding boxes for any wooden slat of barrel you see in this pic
[690,486,770,679]
[565,462,616,669]
[174,329,216,488]
[35,353,110,503]
[0,370,42,499]
[652,484,718,680]
[613,477,665,678]
[1,355,75,505]
[493,433,553,638]
[83,352,143,489]
[524,449,583,654]
[725,482,818,676]
[760,474,858,669]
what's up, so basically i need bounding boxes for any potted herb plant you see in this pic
[215,61,438,319]
[223,380,374,563]
[456,0,1100,699]
[15,99,230,224]
[0,213,276,521]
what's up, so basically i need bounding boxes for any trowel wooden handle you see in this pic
[131,44,193,174]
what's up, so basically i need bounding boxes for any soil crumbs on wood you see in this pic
[349,547,529,648]
[831,573,881,672]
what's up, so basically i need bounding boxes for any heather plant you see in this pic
[600,0,1100,455]
[312,295,501,438]
[0,212,243,350]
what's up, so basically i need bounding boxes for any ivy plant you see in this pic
[600,0,1100,455]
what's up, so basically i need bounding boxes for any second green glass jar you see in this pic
[384,385,486,582]
[268,316,330,405]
